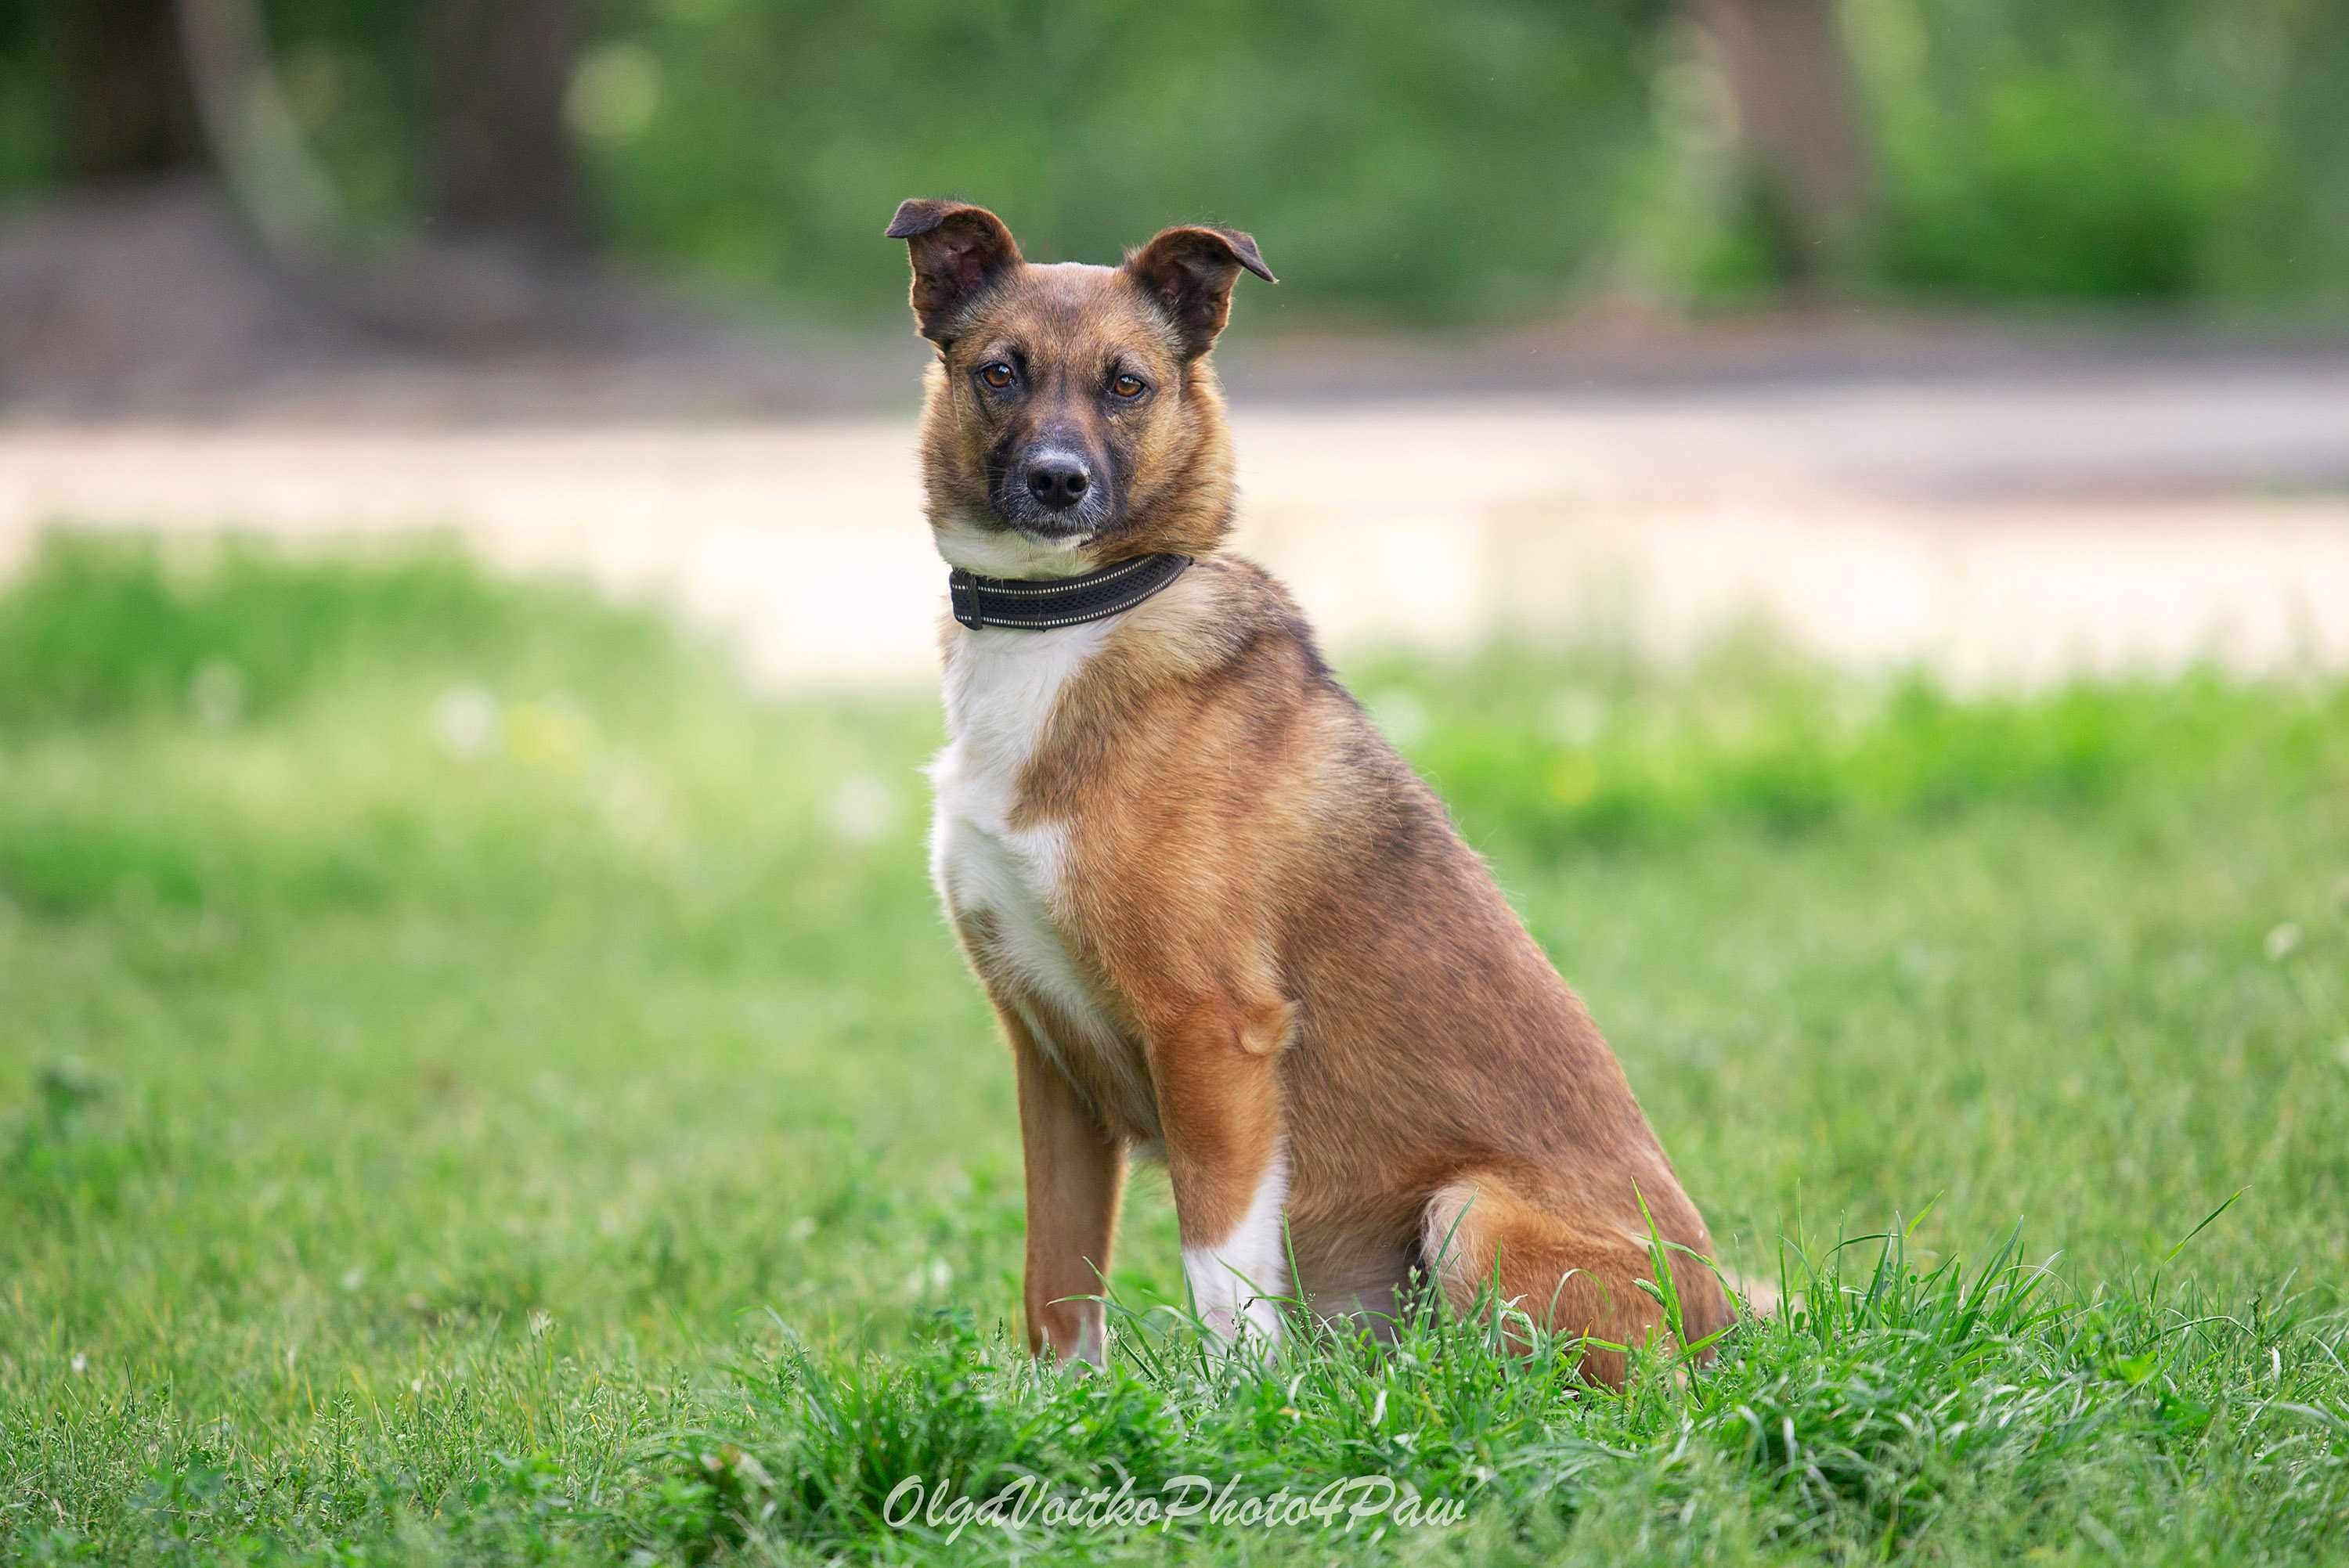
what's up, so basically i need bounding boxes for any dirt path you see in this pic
[5,361,2347,688]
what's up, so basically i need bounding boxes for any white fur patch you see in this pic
[933,516,1098,579]
[1182,1144,1290,1355]
[1059,1308,1107,1369]
[929,614,1156,1133]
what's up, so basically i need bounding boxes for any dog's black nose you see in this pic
[1024,456,1091,511]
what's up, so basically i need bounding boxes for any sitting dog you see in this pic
[889,198,1730,1384]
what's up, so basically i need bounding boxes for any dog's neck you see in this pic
[945,553,1193,633]
[931,514,1195,633]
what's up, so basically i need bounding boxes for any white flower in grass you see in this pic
[190,660,247,728]
[2264,922,2301,962]
[597,763,673,852]
[824,775,898,844]
[529,1310,554,1339]
[432,684,500,759]
[70,1352,87,1375]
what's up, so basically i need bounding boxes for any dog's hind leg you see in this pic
[1421,1171,1731,1389]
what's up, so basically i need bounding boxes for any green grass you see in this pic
[2,535,2346,1565]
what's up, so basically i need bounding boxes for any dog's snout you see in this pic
[1023,455,1092,512]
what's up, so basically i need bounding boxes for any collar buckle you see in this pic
[947,568,986,629]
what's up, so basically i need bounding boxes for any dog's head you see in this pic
[887,199,1273,576]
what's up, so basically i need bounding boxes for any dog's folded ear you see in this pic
[1121,225,1276,358]
[886,199,1023,343]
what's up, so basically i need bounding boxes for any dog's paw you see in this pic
[1187,1263,1284,1362]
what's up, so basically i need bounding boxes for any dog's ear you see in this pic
[885,199,1022,344]
[1121,225,1276,357]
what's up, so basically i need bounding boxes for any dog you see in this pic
[889,198,1731,1385]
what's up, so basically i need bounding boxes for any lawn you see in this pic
[2,535,2345,1565]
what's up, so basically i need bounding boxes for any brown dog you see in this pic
[889,198,1730,1385]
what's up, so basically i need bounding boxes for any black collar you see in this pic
[947,553,1193,631]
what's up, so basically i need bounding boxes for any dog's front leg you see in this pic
[1146,995,1293,1356]
[1005,1007,1125,1368]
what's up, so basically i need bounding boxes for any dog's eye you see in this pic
[978,362,1016,390]
[1110,373,1147,400]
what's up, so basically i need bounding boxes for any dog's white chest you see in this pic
[929,622,1150,1121]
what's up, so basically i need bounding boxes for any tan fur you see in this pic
[896,201,1730,1383]
[1003,1002,1126,1363]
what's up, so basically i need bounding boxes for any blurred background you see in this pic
[5,11,2349,1559]
[4,0,2347,679]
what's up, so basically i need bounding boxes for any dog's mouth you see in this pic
[994,510,1094,539]
[987,493,1114,539]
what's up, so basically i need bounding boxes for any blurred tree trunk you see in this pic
[1694,0,1874,290]
[417,0,595,251]
[55,0,205,180]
